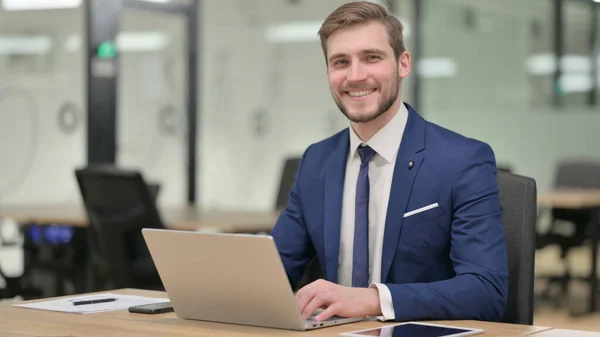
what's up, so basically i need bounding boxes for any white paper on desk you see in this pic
[12,292,170,314]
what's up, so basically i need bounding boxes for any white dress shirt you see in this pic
[337,102,408,321]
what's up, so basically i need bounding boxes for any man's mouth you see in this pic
[346,89,376,98]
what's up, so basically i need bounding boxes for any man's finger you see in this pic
[315,302,340,321]
[302,293,332,319]
[295,282,318,314]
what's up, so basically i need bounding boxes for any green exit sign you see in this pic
[97,41,117,58]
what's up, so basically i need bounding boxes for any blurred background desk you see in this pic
[0,203,280,233]
[0,203,280,299]
[538,190,600,209]
[537,189,600,316]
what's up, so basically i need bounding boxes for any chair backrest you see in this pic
[497,170,537,325]
[75,165,165,289]
[275,157,301,210]
[497,163,513,173]
[555,160,600,189]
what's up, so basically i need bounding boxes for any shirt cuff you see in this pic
[369,283,395,321]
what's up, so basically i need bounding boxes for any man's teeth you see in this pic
[348,90,375,97]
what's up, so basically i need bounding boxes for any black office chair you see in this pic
[275,157,301,210]
[294,171,538,325]
[75,166,165,291]
[497,170,537,325]
[536,160,600,308]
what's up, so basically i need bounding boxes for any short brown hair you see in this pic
[318,1,405,61]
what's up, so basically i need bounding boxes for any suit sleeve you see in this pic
[384,141,509,322]
[270,146,316,289]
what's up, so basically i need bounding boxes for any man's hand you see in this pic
[295,279,382,321]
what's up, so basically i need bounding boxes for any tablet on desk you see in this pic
[339,322,484,337]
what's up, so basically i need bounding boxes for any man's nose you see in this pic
[347,63,367,82]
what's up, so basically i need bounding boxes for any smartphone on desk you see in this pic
[128,301,173,314]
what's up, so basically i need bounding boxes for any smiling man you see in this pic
[270,1,508,323]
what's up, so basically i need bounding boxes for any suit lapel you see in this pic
[380,103,427,282]
[323,131,349,283]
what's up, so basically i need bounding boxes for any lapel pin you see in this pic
[408,160,414,169]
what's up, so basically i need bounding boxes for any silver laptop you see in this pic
[141,228,365,330]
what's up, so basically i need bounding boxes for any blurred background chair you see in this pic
[497,163,514,173]
[274,157,301,211]
[273,156,321,291]
[75,165,165,292]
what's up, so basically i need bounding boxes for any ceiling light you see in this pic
[265,21,322,43]
[2,0,81,11]
[418,58,458,78]
[116,32,169,52]
[0,36,51,54]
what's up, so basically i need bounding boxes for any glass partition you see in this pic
[117,8,188,207]
[0,4,86,205]
[421,0,600,191]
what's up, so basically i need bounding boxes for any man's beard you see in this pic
[334,75,400,123]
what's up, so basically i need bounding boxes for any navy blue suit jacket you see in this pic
[271,103,508,322]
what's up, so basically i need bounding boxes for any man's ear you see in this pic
[398,51,411,79]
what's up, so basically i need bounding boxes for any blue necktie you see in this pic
[353,145,376,288]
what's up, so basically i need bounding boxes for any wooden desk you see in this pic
[0,204,280,233]
[537,189,600,316]
[0,289,552,337]
[530,329,600,337]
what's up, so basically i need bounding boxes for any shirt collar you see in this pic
[348,102,409,164]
